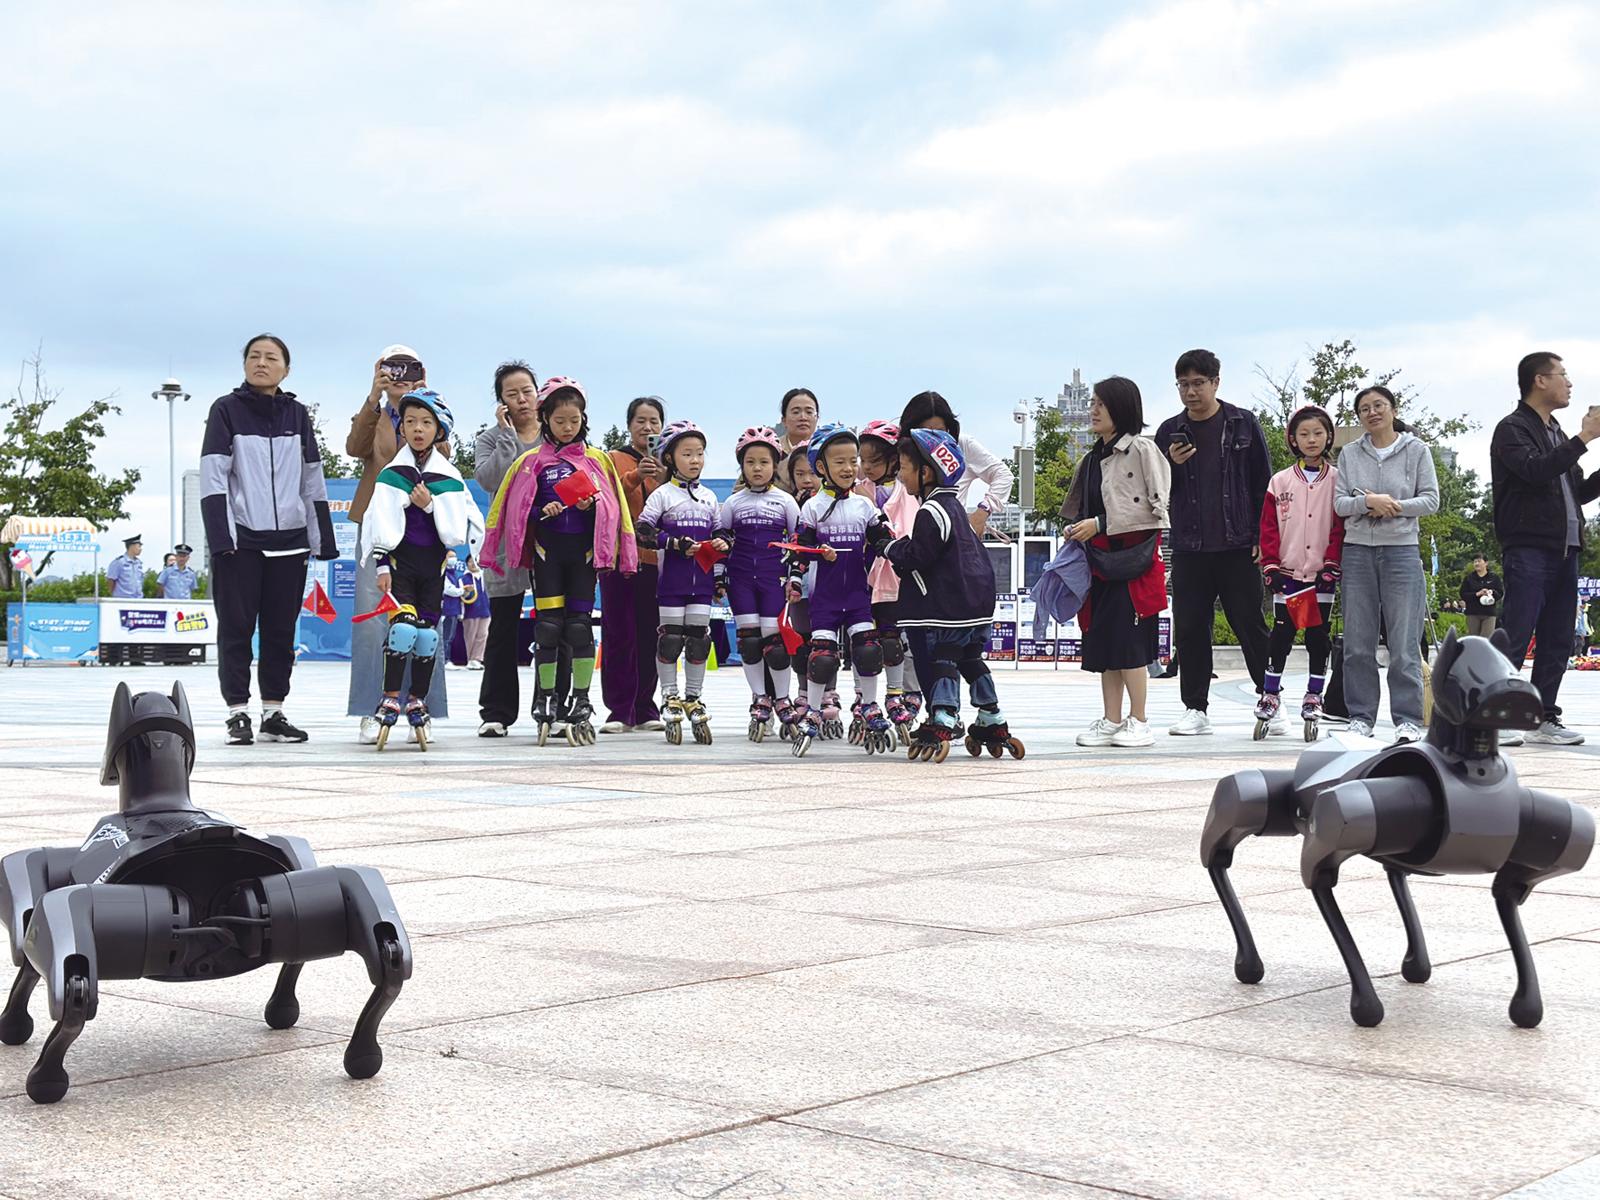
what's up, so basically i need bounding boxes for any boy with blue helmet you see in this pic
[886,428,1024,762]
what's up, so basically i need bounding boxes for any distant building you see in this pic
[1054,368,1097,460]
[182,469,208,564]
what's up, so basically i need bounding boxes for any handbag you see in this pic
[1086,535,1158,582]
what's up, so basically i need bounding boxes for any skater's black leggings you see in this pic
[381,542,446,700]
[533,532,597,694]
[1268,598,1333,678]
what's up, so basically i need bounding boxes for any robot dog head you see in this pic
[100,681,197,790]
[1430,628,1543,732]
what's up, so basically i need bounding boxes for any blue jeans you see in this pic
[1340,544,1424,727]
[916,626,999,726]
[1499,545,1579,720]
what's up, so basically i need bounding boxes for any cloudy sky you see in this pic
[3,0,1598,559]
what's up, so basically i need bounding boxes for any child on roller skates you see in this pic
[715,427,802,742]
[636,420,722,745]
[857,419,923,745]
[785,424,896,757]
[480,376,638,746]
[886,428,1023,763]
[1256,403,1344,742]
[359,389,486,749]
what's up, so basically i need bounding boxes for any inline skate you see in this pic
[373,696,403,751]
[1301,690,1323,743]
[861,701,894,755]
[791,709,821,758]
[564,689,596,746]
[748,695,773,743]
[1252,692,1281,743]
[964,712,1025,759]
[820,690,845,740]
[684,695,713,745]
[908,718,953,763]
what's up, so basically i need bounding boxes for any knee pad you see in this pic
[412,623,439,658]
[684,625,712,665]
[879,631,905,667]
[738,629,766,665]
[385,612,419,655]
[563,614,595,655]
[931,658,961,686]
[851,632,884,676]
[533,614,563,649]
[657,624,686,663]
[807,643,840,687]
[762,634,791,672]
[957,655,989,685]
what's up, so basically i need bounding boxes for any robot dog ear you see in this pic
[169,681,193,734]
[1489,626,1516,665]
[101,683,135,786]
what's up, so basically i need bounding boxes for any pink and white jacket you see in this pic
[481,442,638,577]
[1259,462,1344,582]
[867,480,921,603]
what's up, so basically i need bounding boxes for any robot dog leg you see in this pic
[1198,767,1298,984]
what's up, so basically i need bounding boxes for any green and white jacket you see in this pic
[358,444,485,568]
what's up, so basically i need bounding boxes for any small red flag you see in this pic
[300,579,337,624]
[352,590,401,623]
[767,540,829,556]
[693,541,727,572]
[1285,585,1323,630]
[778,602,805,655]
[554,470,600,507]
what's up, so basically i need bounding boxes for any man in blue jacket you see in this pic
[1153,349,1274,737]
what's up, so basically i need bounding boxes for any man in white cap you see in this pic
[106,534,147,598]
[345,345,449,741]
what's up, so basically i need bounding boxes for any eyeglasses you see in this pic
[1357,403,1391,417]
[1175,378,1215,392]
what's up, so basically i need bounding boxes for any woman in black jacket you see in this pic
[200,334,338,746]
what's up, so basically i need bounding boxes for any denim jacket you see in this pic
[1153,401,1272,553]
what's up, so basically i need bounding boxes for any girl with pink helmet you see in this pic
[855,419,923,742]
[713,427,802,740]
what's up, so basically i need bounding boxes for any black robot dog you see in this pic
[0,682,413,1103]
[1200,629,1593,1028]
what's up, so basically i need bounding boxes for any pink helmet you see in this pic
[657,420,706,471]
[734,426,782,462]
[535,375,586,412]
[859,419,900,447]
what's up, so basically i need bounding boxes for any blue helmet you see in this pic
[905,428,965,488]
[398,388,454,443]
[806,422,858,477]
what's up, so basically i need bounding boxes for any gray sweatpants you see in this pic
[1340,543,1425,727]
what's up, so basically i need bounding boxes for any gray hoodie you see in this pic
[1332,431,1440,547]
[474,424,540,598]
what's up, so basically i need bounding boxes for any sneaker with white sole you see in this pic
[1394,722,1424,744]
[600,720,630,734]
[1111,717,1154,747]
[1076,718,1121,747]
[466,660,484,671]
[1347,719,1375,738]
[477,721,508,738]
[1499,729,1525,747]
[1267,708,1289,737]
[638,718,666,732]
[1169,709,1212,736]
[1527,720,1585,746]
[358,716,380,745]
[258,711,309,743]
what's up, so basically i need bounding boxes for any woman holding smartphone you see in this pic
[599,395,669,732]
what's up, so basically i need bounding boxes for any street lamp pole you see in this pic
[152,379,191,555]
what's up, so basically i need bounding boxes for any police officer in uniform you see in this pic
[158,544,199,599]
[106,535,147,599]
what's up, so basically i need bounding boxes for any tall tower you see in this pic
[1055,368,1096,459]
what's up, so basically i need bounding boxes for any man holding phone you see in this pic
[1491,351,1600,744]
[1153,348,1274,736]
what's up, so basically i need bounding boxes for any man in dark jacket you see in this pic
[1490,351,1600,744]
[1152,349,1273,736]
[1458,554,1503,637]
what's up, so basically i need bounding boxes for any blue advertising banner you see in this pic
[7,603,100,663]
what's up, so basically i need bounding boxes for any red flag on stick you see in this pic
[778,602,805,655]
[767,540,830,556]
[553,470,600,508]
[301,579,337,624]
[693,541,727,572]
[1285,585,1323,630]
[352,591,401,624]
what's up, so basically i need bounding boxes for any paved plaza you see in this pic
[0,659,1596,1199]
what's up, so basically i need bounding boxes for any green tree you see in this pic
[1004,402,1085,530]
[451,424,484,479]
[304,402,359,480]
[0,350,140,586]
[601,424,627,452]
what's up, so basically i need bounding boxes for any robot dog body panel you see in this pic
[0,682,413,1103]
[1202,629,1594,1029]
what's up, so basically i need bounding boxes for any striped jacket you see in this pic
[358,444,485,567]
[201,385,337,558]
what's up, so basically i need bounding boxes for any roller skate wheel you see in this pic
[1252,719,1268,742]
[932,741,951,763]
[1304,720,1319,743]
[375,725,391,751]
[988,742,1004,758]
[537,724,550,748]
[964,735,980,756]
[1006,737,1027,760]
[416,726,428,752]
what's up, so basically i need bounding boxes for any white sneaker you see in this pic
[1527,720,1585,746]
[467,660,484,671]
[1267,709,1289,737]
[1500,730,1525,747]
[477,721,508,738]
[599,721,630,734]
[1111,717,1155,747]
[358,717,380,745]
[444,661,461,670]
[1347,719,1375,738]
[1076,718,1121,747]
[1394,722,1424,744]
[1169,709,1212,736]
[639,718,666,731]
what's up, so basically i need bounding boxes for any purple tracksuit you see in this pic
[717,487,799,619]
[796,491,881,634]
[636,480,719,605]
